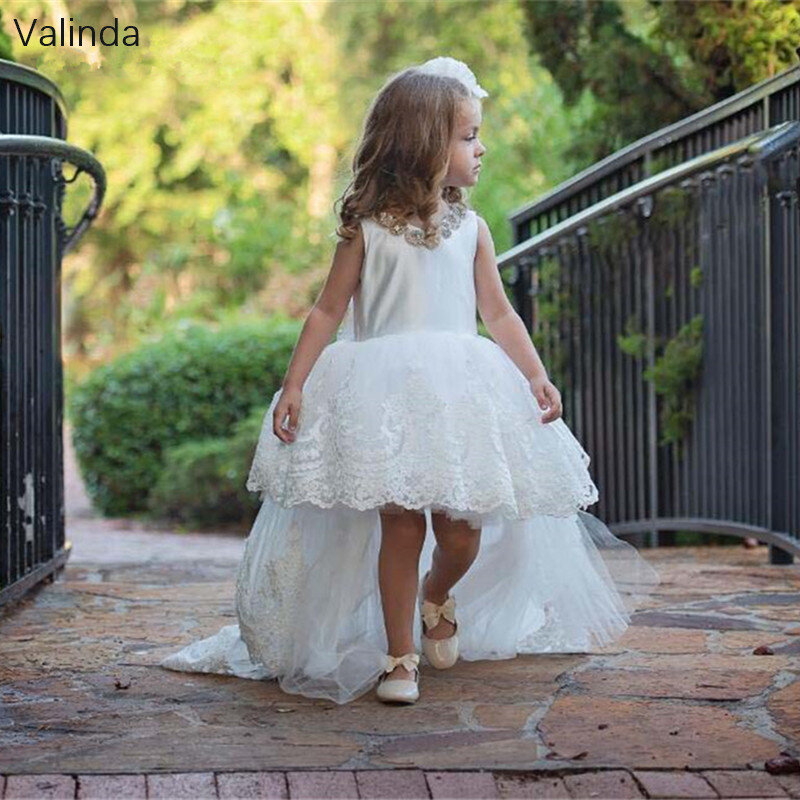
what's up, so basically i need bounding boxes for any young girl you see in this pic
[160,56,660,706]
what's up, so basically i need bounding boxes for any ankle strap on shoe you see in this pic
[421,595,456,630]
[384,652,420,674]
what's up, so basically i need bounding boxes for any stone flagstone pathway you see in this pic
[0,424,798,798]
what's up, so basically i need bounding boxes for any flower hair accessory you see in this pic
[415,56,488,99]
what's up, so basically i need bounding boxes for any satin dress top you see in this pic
[350,208,480,342]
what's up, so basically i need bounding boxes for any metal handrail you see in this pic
[508,63,800,228]
[0,59,67,121]
[497,118,800,561]
[498,120,799,270]
[0,134,106,254]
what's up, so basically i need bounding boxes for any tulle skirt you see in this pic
[159,329,661,704]
[159,497,660,704]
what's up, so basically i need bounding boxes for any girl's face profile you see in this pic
[444,97,486,189]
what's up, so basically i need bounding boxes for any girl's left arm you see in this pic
[474,214,562,423]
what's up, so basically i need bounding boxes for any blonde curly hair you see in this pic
[333,67,479,248]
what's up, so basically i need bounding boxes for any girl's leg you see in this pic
[423,512,482,639]
[378,505,426,681]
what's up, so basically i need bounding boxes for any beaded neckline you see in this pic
[373,201,468,249]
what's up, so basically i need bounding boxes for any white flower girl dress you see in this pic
[159,200,661,704]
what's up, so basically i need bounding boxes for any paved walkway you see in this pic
[0,425,798,798]
[1,767,799,799]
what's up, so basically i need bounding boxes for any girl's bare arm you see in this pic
[473,215,562,422]
[281,226,365,392]
[473,215,547,381]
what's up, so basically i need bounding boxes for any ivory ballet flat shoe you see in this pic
[420,570,460,669]
[375,652,420,704]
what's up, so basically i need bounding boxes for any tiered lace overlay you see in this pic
[245,330,600,525]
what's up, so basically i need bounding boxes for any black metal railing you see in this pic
[1,59,105,607]
[499,121,799,563]
[510,63,800,243]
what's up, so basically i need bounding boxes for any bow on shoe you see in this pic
[421,595,456,631]
[384,652,420,674]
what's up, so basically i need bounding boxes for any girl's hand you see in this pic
[273,385,303,443]
[529,374,562,424]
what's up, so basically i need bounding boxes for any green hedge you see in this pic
[69,317,301,516]
[145,409,265,527]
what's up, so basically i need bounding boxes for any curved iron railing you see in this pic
[0,135,106,253]
[510,63,800,243]
[499,121,799,562]
[0,59,105,606]
[500,122,797,274]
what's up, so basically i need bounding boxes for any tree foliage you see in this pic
[0,9,13,60]
[0,0,794,375]
[520,0,800,166]
[2,0,577,373]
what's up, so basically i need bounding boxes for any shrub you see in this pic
[69,317,300,516]
[145,409,265,528]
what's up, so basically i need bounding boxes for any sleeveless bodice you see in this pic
[339,208,479,342]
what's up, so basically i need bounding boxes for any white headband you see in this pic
[415,56,488,99]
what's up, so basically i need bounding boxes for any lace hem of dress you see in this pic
[246,330,600,523]
[246,374,600,523]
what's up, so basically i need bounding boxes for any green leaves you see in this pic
[0,9,14,60]
[68,316,301,517]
